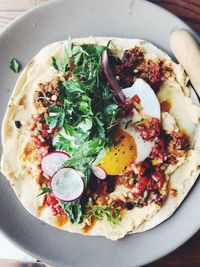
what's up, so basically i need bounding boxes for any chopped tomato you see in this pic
[46,195,58,207]
[151,171,165,188]
[132,95,141,103]
[136,176,148,194]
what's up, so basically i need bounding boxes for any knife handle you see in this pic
[170,29,200,97]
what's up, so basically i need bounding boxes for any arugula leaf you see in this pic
[60,200,83,224]
[10,58,21,73]
[37,186,51,197]
[84,203,121,226]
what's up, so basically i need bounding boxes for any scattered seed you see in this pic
[128,192,134,199]
[123,192,128,198]
[15,120,21,128]
[43,173,50,179]
[108,199,113,205]
[45,91,52,98]
[120,195,126,202]
[111,195,117,201]
[128,178,134,186]
[160,165,167,171]
[124,202,134,210]
[96,197,104,205]
[51,95,57,101]
[93,193,98,200]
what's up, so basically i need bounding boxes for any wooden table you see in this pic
[0,0,199,266]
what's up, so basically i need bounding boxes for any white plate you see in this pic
[0,0,199,266]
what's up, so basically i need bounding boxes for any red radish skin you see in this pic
[51,168,84,202]
[102,50,125,104]
[42,151,70,158]
[92,166,107,180]
[41,151,70,177]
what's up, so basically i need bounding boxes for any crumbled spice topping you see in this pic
[121,47,144,68]
[34,77,64,109]
[167,131,190,157]
[111,46,173,90]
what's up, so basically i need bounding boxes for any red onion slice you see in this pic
[102,49,125,104]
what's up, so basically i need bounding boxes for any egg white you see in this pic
[122,78,160,123]
[120,78,161,163]
[120,121,154,163]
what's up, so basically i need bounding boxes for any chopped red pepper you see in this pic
[151,171,165,188]
[136,176,148,194]
[128,111,134,118]
[136,117,161,141]
[150,138,166,163]
[46,194,66,216]
[46,195,59,207]
[41,129,49,139]
[132,94,141,103]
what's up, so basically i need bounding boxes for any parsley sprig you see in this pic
[52,37,73,75]
[44,38,121,224]
[48,39,120,157]
[10,58,21,73]
[84,202,121,226]
[37,186,51,197]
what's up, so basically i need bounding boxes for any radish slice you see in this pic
[92,166,107,180]
[102,50,125,104]
[41,151,70,177]
[51,168,84,202]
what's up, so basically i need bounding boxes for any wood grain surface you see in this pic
[0,0,199,267]
[150,0,200,34]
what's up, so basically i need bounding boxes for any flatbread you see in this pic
[1,37,200,240]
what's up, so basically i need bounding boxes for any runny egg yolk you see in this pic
[98,128,137,175]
